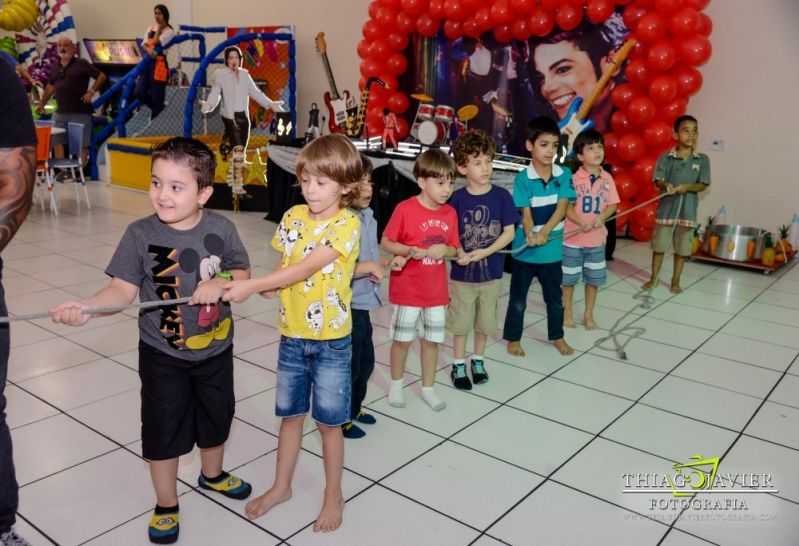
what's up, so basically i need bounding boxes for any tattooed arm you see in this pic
[0,145,36,254]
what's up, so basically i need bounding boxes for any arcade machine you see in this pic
[82,38,143,118]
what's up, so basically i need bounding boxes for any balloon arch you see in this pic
[356,0,712,241]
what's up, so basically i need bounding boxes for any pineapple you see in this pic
[691,224,702,254]
[776,224,793,255]
[762,232,776,266]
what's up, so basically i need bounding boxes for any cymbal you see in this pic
[457,104,479,121]
[411,93,434,102]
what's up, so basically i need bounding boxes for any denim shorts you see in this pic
[275,335,352,426]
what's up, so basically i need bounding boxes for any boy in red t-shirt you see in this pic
[381,150,460,411]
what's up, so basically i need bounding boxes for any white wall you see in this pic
[690,0,799,230]
[67,0,799,230]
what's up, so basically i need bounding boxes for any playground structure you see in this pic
[94,25,296,202]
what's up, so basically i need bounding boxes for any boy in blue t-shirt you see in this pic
[503,117,576,357]
[447,130,518,390]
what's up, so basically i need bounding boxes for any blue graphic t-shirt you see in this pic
[449,185,520,283]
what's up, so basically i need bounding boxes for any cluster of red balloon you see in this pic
[356,1,712,242]
[605,0,712,241]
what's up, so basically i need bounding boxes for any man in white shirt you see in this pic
[201,46,284,197]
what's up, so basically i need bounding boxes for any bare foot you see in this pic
[641,279,655,291]
[507,340,526,357]
[564,317,577,329]
[670,283,683,294]
[313,495,344,532]
[584,316,599,331]
[553,338,574,356]
[245,487,291,519]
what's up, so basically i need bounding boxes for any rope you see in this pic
[0,297,192,324]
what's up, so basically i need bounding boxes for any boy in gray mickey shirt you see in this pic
[51,138,251,544]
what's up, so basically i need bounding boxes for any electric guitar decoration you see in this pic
[315,32,356,134]
[555,38,637,163]
[346,77,385,139]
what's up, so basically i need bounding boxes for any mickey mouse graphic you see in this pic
[180,233,232,350]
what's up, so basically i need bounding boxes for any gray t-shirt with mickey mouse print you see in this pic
[106,210,249,362]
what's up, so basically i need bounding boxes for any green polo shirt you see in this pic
[654,147,711,227]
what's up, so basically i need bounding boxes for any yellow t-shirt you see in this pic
[272,205,360,339]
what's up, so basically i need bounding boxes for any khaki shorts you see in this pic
[651,224,693,257]
[446,279,501,336]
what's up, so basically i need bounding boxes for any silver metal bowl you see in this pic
[703,224,765,262]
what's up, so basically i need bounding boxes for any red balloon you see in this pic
[669,7,700,36]
[631,154,658,186]
[462,0,483,9]
[539,0,561,10]
[630,220,654,242]
[587,0,614,24]
[386,53,408,75]
[556,3,583,31]
[635,13,667,43]
[625,59,651,89]
[623,5,649,30]
[444,0,467,21]
[363,20,381,40]
[510,0,534,16]
[528,8,555,36]
[627,96,657,126]
[376,7,398,29]
[416,14,440,36]
[684,0,709,10]
[396,12,417,33]
[646,39,676,73]
[357,39,372,59]
[443,19,463,39]
[387,91,410,114]
[493,23,512,43]
[614,170,639,202]
[604,132,619,160]
[615,200,633,229]
[369,2,381,20]
[611,84,637,111]
[401,0,428,16]
[366,106,386,135]
[671,65,703,97]
[618,133,646,162]
[647,74,677,103]
[379,0,402,8]
[677,34,712,66]
[369,85,389,108]
[697,13,713,37]
[642,120,672,149]
[475,7,493,31]
[610,110,632,134]
[653,0,680,15]
[491,0,514,25]
[370,39,391,60]
[395,117,410,140]
[462,17,481,37]
[511,19,531,41]
[659,97,688,121]
[379,74,398,91]
[429,0,445,19]
[632,203,657,229]
[387,32,409,52]
[360,58,383,78]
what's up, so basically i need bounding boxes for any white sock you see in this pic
[421,386,446,412]
[471,355,483,362]
[453,358,465,365]
[388,378,405,408]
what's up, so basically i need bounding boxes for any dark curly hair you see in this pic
[452,129,496,167]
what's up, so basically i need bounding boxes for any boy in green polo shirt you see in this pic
[642,115,711,294]
[503,117,577,357]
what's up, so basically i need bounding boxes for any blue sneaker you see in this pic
[471,358,489,384]
[451,362,472,390]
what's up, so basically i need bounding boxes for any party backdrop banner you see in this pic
[357,0,713,241]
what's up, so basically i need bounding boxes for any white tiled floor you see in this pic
[4,183,799,545]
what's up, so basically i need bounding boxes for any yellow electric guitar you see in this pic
[555,38,637,163]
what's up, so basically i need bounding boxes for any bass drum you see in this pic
[417,120,446,146]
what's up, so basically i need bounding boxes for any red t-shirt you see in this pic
[383,197,460,307]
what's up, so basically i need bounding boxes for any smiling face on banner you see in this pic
[356,0,713,241]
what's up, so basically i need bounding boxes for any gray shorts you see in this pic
[52,113,92,147]
[651,224,693,257]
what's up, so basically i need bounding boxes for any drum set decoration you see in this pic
[408,94,478,148]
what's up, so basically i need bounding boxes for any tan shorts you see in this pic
[446,280,501,336]
[651,224,693,257]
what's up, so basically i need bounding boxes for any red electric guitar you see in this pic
[315,32,356,134]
